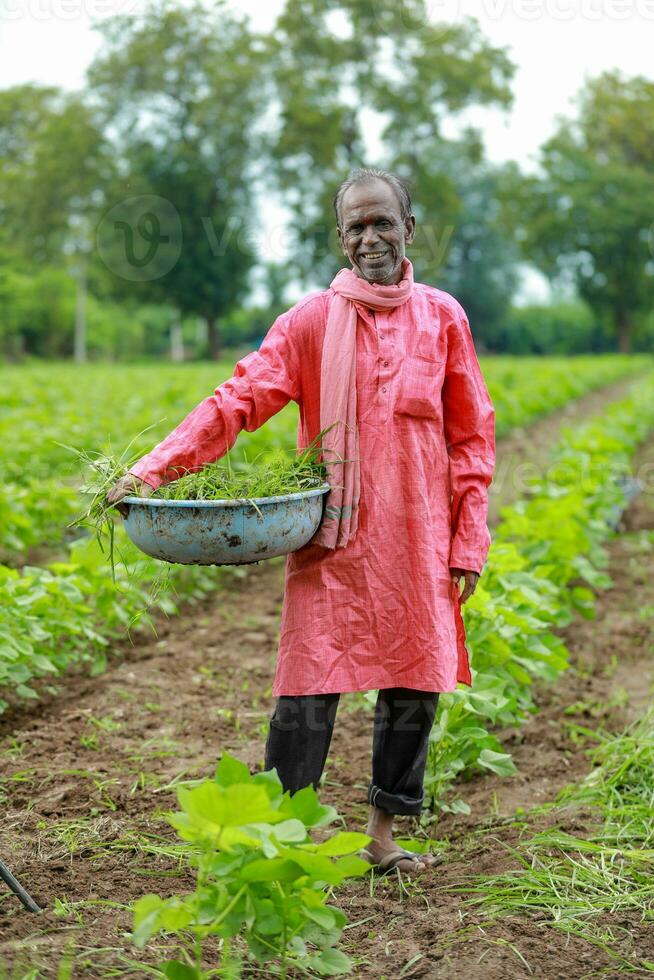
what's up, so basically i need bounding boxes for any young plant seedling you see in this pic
[132,752,372,977]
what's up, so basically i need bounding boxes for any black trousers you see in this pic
[263,688,439,816]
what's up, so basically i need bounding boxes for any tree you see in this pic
[87,0,265,359]
[505,72,654,353]
[0,84,115,360]
[267,2,515,292]
[430,152,520,349]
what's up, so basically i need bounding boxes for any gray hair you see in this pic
[333,168,413,226]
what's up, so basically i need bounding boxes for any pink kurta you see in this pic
[130,282,495,696]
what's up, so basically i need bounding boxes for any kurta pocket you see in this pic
[394,355,442,421]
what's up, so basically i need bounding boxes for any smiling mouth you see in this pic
[361,251,387,260]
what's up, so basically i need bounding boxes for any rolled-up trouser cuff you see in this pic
[367,782,424,817]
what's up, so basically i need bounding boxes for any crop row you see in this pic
[0,355,648,557]
[0,535,244,711]
[425,369,654,810]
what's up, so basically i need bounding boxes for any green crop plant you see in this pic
[0,536,225,712]
[0,477,79,556]
[131,753,371,978]
[480,354,650,439]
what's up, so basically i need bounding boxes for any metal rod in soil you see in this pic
[0,859,42,913]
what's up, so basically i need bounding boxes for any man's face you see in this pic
[337,179,415,285]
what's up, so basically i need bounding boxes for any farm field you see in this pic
[1,356,650,719]
[0,355,649,557]
[1,357,654,978]
[4,2,654,976]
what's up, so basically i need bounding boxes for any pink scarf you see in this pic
[313,257,414,549]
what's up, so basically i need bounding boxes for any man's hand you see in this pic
[106,474,154,518]
[450,567,479,604]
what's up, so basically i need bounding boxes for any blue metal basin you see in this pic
[122,482,331,566]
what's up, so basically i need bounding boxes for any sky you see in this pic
[2,0,652,169]
[1,0,652,300]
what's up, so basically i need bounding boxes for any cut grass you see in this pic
[66,425,333,577]
[62,425,161,581]
[460,710,654,971]
[152,439,328,501]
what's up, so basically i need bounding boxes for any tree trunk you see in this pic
[170,319,185,362]
[195,316,208,357]
[74,259,87,363]
[206,314,220,360]
[616,310,632,354]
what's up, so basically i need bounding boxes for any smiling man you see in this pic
[108,168,495,875]
[338,174,413,282]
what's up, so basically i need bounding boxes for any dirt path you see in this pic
[1,380,653,979]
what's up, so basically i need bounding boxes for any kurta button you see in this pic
[379,332,385,339]
[381,386,387,393]
[383,360,389,367]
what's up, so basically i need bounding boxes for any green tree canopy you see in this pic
[87,0,265,358]
[429,157,520,349]
[267,1,516,305]
[0,84,114,263]
[503,71,654,352]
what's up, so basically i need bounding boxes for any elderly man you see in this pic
[108,168,495,875]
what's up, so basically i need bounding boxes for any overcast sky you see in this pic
[2,0,651,168]
[1,0,651,300]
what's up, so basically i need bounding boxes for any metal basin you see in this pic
[122,483,331,566]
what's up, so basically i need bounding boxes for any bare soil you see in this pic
[1,387,653,980]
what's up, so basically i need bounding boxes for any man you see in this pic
[108,168,495,875]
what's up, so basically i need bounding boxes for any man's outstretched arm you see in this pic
[107,306,303,508]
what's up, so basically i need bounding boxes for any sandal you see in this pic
[361,847,443,876]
